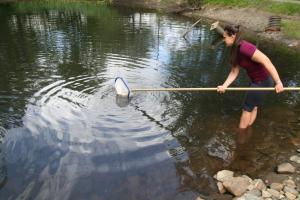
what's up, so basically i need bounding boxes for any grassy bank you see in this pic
[282,20,300,39]
[202,0,300,40]
[203,0,300,16]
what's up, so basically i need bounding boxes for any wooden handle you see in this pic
[131,87,300,92]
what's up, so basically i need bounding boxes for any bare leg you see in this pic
[239,107,259,129]
[248,107,258,126]
[239,110,251,129]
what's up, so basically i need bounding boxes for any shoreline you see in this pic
[111,0,300,52]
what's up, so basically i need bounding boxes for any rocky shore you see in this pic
[196,149,300,200]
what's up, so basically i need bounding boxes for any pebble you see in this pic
[271,183,284,191]
[285,191,297,200]
[290,155,300,164]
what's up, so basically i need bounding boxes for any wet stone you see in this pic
[277,163,296,173]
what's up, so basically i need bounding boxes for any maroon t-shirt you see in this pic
[238,40,269,83]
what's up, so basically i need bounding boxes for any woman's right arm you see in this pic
[217,66,240,93]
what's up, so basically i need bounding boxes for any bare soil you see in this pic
[181,5,300,51]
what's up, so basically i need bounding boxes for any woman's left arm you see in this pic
[251,49,284,93]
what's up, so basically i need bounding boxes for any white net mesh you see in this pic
[115,77,130,97]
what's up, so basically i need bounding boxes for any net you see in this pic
[115,77,130,97]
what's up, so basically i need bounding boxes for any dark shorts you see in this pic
[243,76,274,112]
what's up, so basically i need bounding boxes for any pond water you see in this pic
[0,2,300,200]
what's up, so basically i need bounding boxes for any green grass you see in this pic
[203,0,300,15]
[202,0,265,7]
[13,0,114,16]
[282,20,300,39]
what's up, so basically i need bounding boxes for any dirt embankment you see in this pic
[112,0,300,52]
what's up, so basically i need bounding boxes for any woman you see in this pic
[217,24,284,129]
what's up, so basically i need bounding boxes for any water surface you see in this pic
[0,3,300,199]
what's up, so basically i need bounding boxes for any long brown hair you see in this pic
[224,24,243,66]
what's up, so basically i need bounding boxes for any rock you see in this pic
[262,190,272,198]
[297,184,300,192]
[215,170,234,182]
[242,175,253,183]
[288,41,299,48]
[297,149,300,153]
[248,179,266,191]
[246,189,262,197]
[283,179,297,188]
[290,155,300,164]
[217,181,226,194]
[242,193,262,200]
[233,192,263,200]
[223,177,250,197]
[253,179,266,191]
[264,172,289,184]
[277,163,296,173]
[284,186,299,196]
[195,197,205,200]
[267,188,281,199]
[285,191,297,200]
[271,182,284,191]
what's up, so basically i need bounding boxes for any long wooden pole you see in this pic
[131,87,300,92]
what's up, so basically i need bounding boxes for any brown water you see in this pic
[0,2,300,199]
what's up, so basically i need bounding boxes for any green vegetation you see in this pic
[282,20,300,39]
[13,0,113,16]
[202,0,300,16]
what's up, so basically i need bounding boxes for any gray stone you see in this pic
[277,163,296,174]
[223,177,250,197]
[284,186,299,195]
[234,193,263,200]
[297,149,300,153]
[243,193,263,200]
[246,189,262,197]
